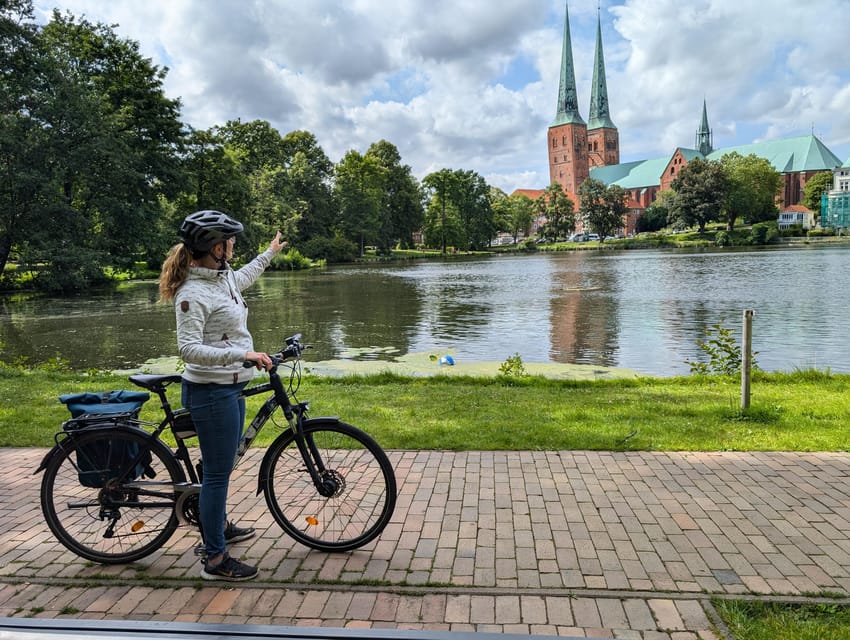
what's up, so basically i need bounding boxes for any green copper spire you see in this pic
[587,9,615,130]
[551,1,584,127]
[696,99,713,155]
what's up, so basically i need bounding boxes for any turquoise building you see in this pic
[821,160,850,230]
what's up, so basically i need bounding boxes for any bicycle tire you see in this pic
[261,419,397,552]
[40,426,185,564]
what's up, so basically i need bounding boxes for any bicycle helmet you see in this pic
[179,210,243,254]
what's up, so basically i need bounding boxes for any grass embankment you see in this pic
[2,365,849,451]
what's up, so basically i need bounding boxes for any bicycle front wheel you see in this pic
[262,419,397,552]
[40,427,185,564]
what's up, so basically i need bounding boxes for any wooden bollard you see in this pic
[741,309,754,409]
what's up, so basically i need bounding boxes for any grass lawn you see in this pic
[2,365,849,451]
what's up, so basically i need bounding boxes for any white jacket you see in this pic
[175,249,275,385]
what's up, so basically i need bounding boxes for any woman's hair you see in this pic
[158,243,193,302]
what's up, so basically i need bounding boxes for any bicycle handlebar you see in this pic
[242,333,311,369]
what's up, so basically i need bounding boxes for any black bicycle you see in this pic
[36,334,397,564]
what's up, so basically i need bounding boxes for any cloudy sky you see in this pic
[33,0,850,194]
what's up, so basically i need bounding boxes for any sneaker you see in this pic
[200,553,258,582]
[224,520,256,544]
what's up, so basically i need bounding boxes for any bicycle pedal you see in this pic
[193,544,208,558]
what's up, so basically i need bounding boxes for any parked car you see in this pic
[569,233,587,242]
[587,233,600,241]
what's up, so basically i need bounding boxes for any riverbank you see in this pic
[2,365,849,451]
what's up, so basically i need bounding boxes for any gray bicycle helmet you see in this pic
[179,210,243,254]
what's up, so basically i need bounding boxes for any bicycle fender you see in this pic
[34,445,62,475]
[256,416,340,496]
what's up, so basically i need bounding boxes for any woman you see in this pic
[159,210,286,581]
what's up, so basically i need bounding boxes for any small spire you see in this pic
[588,8,615,130]
[696,98,713,155]
[551,1,585,127]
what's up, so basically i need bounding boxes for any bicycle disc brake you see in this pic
[318,469,345,498]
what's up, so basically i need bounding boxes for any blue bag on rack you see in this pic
[59,390,151,488]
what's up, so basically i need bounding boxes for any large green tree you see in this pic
[2,9,184,290]
[492,191,536,243]
[279,130,335,244]
[536,182,575,240]
[578,178,628,242]
[334,150,383,256]
[668,158,729,232]
[422,169,462,254]
[364,140,423,253]
[802,171,835,221]
[0,0,46,277]
[720,152,782,229]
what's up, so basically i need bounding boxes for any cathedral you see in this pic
[544,2,843,232]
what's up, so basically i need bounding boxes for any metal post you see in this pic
[741,309,754,409]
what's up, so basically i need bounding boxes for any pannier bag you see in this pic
[59,390,152,488]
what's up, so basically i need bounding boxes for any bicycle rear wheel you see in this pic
[40,427,185,564]
[261,419,396,552]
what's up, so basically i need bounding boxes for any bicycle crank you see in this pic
[174,483,202,526]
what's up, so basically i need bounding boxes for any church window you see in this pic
[552,138,557,149]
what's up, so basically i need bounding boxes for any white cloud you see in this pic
[33,0,850,195]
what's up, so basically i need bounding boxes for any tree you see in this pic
[422,169,462,253]
[720,152,782,230]
[334,150,383,255]
[0,0,45,277]
[499,193,536,243]
[2,9,185,290]
[802,171,834,222]
[667,158,728,233]
[279,130,335,244]
[636,192,671,233]
[536,182,575,240]
[364,140,423,252]
[578,179,627,242]
[453,170,492,250]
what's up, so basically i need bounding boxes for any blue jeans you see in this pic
[182,381,247,558]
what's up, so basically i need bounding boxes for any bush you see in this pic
[685,323,758,375]
[749,221,779,245]
[300,236,358,263]
[271,248,314,271]
[519,238,538,252]
[807,228,835,237]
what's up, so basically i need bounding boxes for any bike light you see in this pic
[305,516,319,526]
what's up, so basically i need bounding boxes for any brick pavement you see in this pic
[3,447,850,638]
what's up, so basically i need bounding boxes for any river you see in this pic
[2,244,848,377]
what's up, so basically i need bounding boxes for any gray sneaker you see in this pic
[200,553,258,582]
[224,520,256,544]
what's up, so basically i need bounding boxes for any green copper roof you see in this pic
[590,148,701,188]
[589,135,843,191]
[551,1,585,127]
[587,12,615,131]
[844,156,850,168]
[706,135,841,172]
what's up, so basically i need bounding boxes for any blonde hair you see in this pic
[158,243,193,302]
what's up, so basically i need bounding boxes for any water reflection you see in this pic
[2,245,850,376]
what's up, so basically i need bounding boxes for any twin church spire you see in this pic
[552,3,614,132]
[548,1,619,200]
